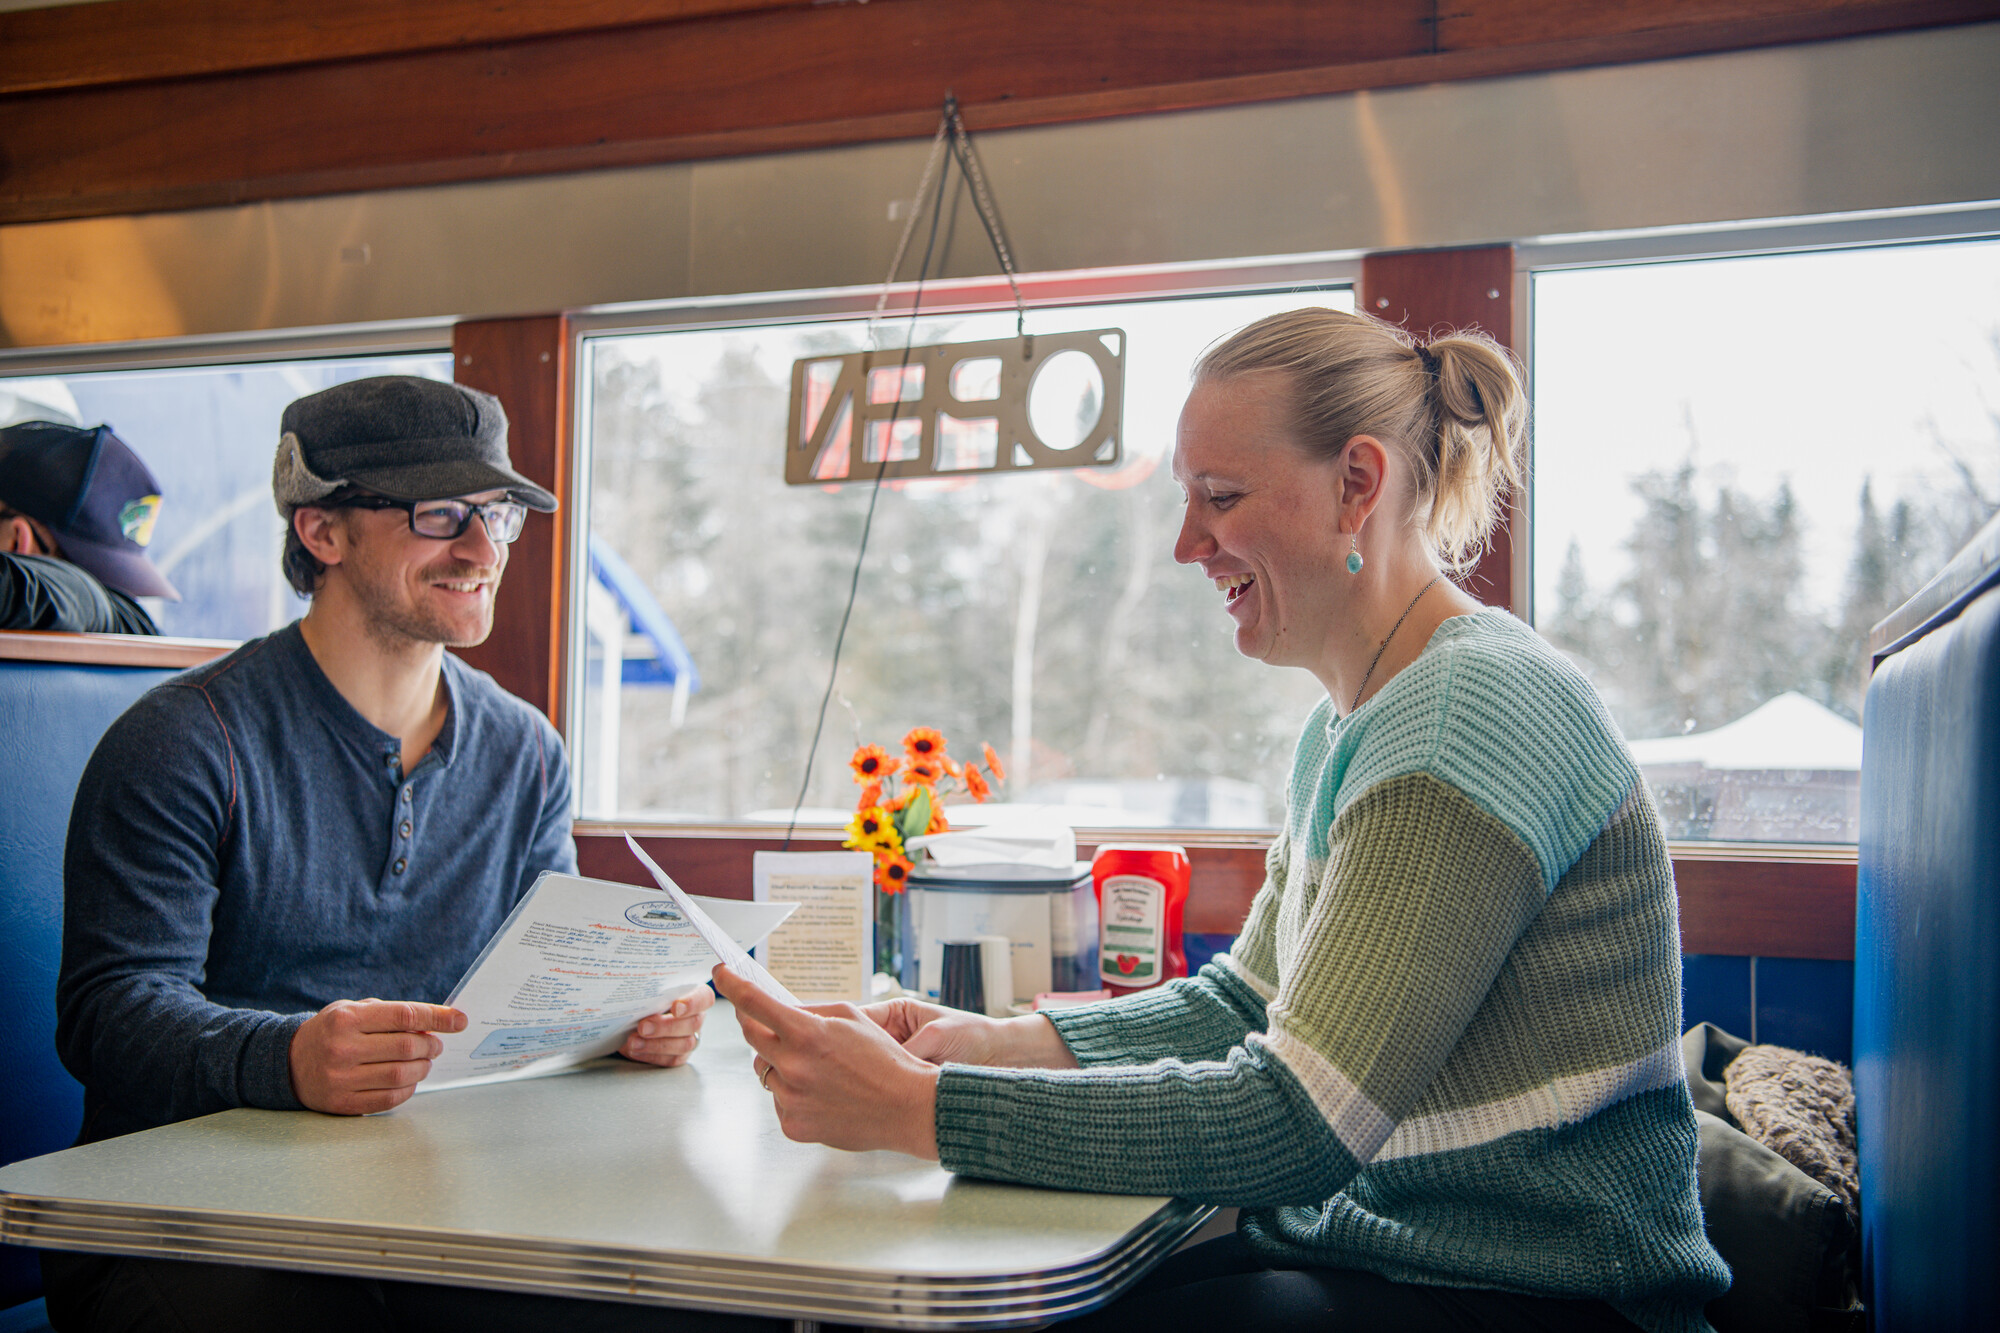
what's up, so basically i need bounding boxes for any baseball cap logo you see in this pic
[119,493,162,546]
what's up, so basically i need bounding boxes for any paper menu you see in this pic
[623,834,804,1006]
[422,871,795,1093]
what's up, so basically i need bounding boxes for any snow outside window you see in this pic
[1532,240,2000,842]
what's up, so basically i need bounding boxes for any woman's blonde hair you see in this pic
[1192,307,1526,574]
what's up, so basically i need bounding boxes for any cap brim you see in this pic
[343,460,558,512]
[57,531,181,601]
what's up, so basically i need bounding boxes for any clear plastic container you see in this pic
[906,864,1096,1003]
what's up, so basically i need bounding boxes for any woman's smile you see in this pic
[1215,572,1256,606]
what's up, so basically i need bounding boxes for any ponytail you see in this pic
[1423,331,1526,571]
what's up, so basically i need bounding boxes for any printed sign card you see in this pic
[752,851,875,1003]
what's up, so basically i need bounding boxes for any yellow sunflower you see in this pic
[844,807,902,853]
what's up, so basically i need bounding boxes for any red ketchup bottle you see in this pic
[1092,844,1191,996]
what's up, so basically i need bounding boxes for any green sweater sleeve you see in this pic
[934,775,1546,1203]
[1045,962,1268,1066]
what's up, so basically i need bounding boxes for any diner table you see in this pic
[0,1001,1208,1329]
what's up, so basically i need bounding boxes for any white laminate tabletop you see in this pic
[0,1001,1205,1326]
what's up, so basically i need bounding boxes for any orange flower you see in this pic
[905,757,943,786]
[856,780,883,810]
[850,744,900,784]
[941,754,964,778]
[903,727,947,761]
[964,766,991,802]
[926,803,951,835]
[875,851,915,895]
[982,743,1007,783]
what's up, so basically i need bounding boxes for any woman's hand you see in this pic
[714,965,941,1159]
[618,983,713,1067]
[862,997,1080,1070]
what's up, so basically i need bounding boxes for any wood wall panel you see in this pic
[576,828,1854,956]
[449,317,572,723]
[1358,246,1518,609]
[2,0,1991,224]
[576,830,1266,935]
[1673,855,1857,960]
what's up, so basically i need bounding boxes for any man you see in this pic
[0,420,176,633]
[49,376,740,1332]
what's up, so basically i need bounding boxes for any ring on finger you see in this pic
[759,1065,774,1092]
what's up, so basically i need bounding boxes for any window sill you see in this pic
[574,822,1855,956]
[0,629,237,668]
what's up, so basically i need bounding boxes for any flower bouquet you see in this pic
[843,727,1005,978]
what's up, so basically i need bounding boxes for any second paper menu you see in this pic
[424,872,794,1092]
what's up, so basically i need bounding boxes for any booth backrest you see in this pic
[0,658,184,1308]
[1856,546,2000,1330]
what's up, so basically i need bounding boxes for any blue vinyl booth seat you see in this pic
[0,656,186,1320]
[1856,517,2000,1332]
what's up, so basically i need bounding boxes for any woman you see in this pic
[716,308,1729,1332]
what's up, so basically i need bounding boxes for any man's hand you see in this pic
[288,998,466,1115]
[864,996,1080,1070]
[618,983,714,1067]
[714,965,940,1158]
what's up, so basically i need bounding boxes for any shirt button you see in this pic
[393,858,407,875]
[400,821,412,839]
[401,786,413,803]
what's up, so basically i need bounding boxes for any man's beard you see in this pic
[348,553,501,649]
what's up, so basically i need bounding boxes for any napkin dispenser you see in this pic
[904,820,1097,1004]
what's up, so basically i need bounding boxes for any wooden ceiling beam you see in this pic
[0,0,812,97]
[1,0,1992,226]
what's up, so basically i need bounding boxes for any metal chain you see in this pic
[944,95,1028,340]
[867,117,952,349]
[1351,575,1441,714]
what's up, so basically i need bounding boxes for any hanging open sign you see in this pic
[785,330,1125,485]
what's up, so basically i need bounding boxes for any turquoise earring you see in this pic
[1346,535,1364,574]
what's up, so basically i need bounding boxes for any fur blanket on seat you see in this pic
[1724,1044,1860,1220]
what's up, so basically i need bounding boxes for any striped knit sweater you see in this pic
[934,609,1730,1333]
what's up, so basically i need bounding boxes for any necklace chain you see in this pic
[1350,575,1441,715]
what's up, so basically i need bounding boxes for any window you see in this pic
[1531,239,2000,842]
[575,288,1354,827]
[0,353,453,641]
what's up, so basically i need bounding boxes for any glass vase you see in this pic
[874,884,913,987]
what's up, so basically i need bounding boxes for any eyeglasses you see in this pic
[342,495,528,544]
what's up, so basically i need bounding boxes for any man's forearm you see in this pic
[60,972,310,1132]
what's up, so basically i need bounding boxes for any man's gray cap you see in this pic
[272,375,557,516]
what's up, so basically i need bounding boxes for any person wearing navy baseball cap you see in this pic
[0,420,177,634]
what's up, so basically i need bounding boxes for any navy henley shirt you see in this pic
[58,620,576,1142]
